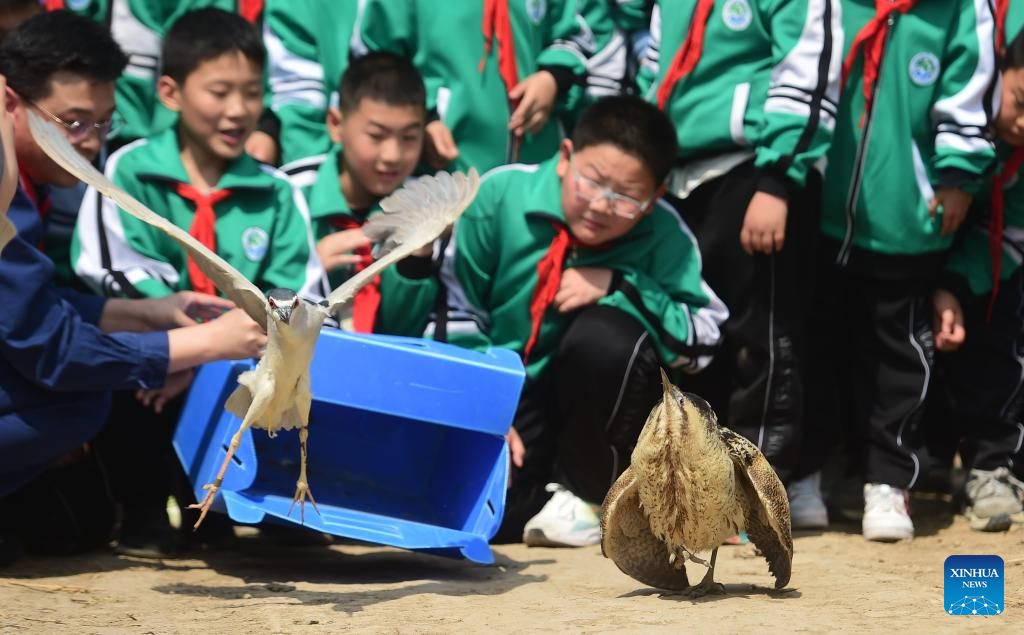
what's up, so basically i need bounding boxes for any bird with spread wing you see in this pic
[29,110,480,528]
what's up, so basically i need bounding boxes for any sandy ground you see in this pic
[1,496,1021,634]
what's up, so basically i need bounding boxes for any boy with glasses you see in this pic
[378,96,726,546]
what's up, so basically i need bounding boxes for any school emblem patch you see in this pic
[908,52,941,86]
[525,0,546,25]
[722,0,753,31]
[241,227,269,262]
[67,0,91,10]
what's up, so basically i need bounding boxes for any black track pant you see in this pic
[494,305,662,543]
[669,160,820,484]
[930,270,1024,473]
[800,253,934,488]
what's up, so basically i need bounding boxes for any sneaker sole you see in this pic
[862,526,913,542]
[965,509,1013,532]
[791,510,829,530]
[523,528,599,548]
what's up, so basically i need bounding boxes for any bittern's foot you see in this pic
[187,482,220,530]
[288,481,320,524]
[670,547,710,569]
[684,578,727,598]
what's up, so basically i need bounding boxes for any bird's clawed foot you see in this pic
[188,480,222,529]
[683,578,727,598]
[288,480,320,524]
[668,547,710,570]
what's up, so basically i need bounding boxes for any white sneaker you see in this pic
[788,472,829,529]
[964,467,1024,532]
[862,483,914,542]
[523,483,601,547]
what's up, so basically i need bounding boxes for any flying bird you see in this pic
[601,370,792,596]
[30,110,480,527]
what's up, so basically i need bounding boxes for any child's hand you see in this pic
[555,267,612,313]
[317,228,371,271]
[929,187,972,237]
[137,368,195,414]
[205,308,267,359]
[245,130,278,165]
[508,70,558,137]
[932,288,966,352]
[740,191,788,255]
[425,120,459,169]
[507,426,525,470]
[145,291,236,330]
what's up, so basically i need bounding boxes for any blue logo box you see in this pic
[944,555,1004,616]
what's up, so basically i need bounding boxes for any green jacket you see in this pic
[263,0,358,168]
[353,0,601,174]
[295,146,383,290]
[57,0,259,146]
[377,157,728,380]
[71,127,325,299]
[637,0,843,189]
[822,0,997,270]
[943,144,1024,299]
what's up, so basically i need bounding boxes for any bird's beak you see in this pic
[659,368,673,401]
[274,305,293,325]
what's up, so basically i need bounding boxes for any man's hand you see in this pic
[137,368,195,414]
[933,288,966,352]
[508,70,558,137]
[740,191,788,255]
[145,291,236,330]
[317,227,371,272]
[204,307,268,359]
[554,267,613,314]
[245,130,279,165]
[507,426,525,470]
[424,120,459,169]
[929,187,972,237]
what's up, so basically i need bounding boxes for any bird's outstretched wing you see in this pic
[719,426,793,589]
[28,111,268,328]
[324,168,479,316]
[601,467,690,591]
[0,212,13,256]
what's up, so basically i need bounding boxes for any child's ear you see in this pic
[156,76,182,112]
[556,138,573,178]
[326,106,344,145]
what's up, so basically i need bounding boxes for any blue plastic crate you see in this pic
[173,328,525,564]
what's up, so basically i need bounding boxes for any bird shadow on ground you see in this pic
[618,584,801,604]
[150,546,551,615]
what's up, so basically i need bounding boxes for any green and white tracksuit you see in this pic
[262,0,358,168]
[351,0,604,174]
[71,127,324,299]
[822,0,997,274]
[376,157,728,380]
[637,0,843,193]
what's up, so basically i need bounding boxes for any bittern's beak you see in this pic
[660,368,673,401]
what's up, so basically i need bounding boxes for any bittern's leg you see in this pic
[684,548,727,597]
[288,426,320,523]
[188,420,253,529]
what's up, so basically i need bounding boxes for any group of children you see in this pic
[2,0,1024,566]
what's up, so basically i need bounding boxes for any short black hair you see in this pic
[0,0,41,12]
[571,96,678,184]
[339,52,426,114]
[162,8,265,84]
[1005,29,1024,70]
[0,10,127,101]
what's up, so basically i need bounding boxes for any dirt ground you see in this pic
[1,496,1021,634]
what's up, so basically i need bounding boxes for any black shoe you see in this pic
[114,502,176,559]
[0,531,25,568]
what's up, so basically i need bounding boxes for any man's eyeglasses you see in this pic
[569,154,651,220]
[30,101,124,143]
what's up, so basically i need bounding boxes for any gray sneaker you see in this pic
[964,468,1024,532]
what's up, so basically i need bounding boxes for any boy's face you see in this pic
[328,98,424,206]
[556,140,662,246]
[997,66,1024,146]
[10,72,115,187]
[158,50,263,164]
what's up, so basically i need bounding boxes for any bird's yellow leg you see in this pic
[188,420,253,529]
[288,426,320,523]
[684,548,727,597]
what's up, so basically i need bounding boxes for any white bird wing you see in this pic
[324,168,480,316]
[28,110,269,329]
[0,211,13,256]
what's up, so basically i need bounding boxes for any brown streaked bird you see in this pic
[601,369,792,596]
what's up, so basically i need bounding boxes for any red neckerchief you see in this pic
[238,0,263,23]
[175,183,232,296]
[842,0,917,126]
[329,215,380,334]
[481,0,520,112]
[988,148,1024,320]
[656,0,715,111]
[996,0,1011,57]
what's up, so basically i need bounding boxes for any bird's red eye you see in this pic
[268,297,277,308]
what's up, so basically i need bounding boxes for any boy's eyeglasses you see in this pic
[30,101,124,143]
[569,154,650,220]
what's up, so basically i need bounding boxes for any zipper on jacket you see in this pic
[837,14,895,267]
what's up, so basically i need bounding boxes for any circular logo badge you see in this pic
[241,227,269,262]
[722,0,753,31]
[908,52,941,86]
[67,0,91,10]
[525,0,546,25]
